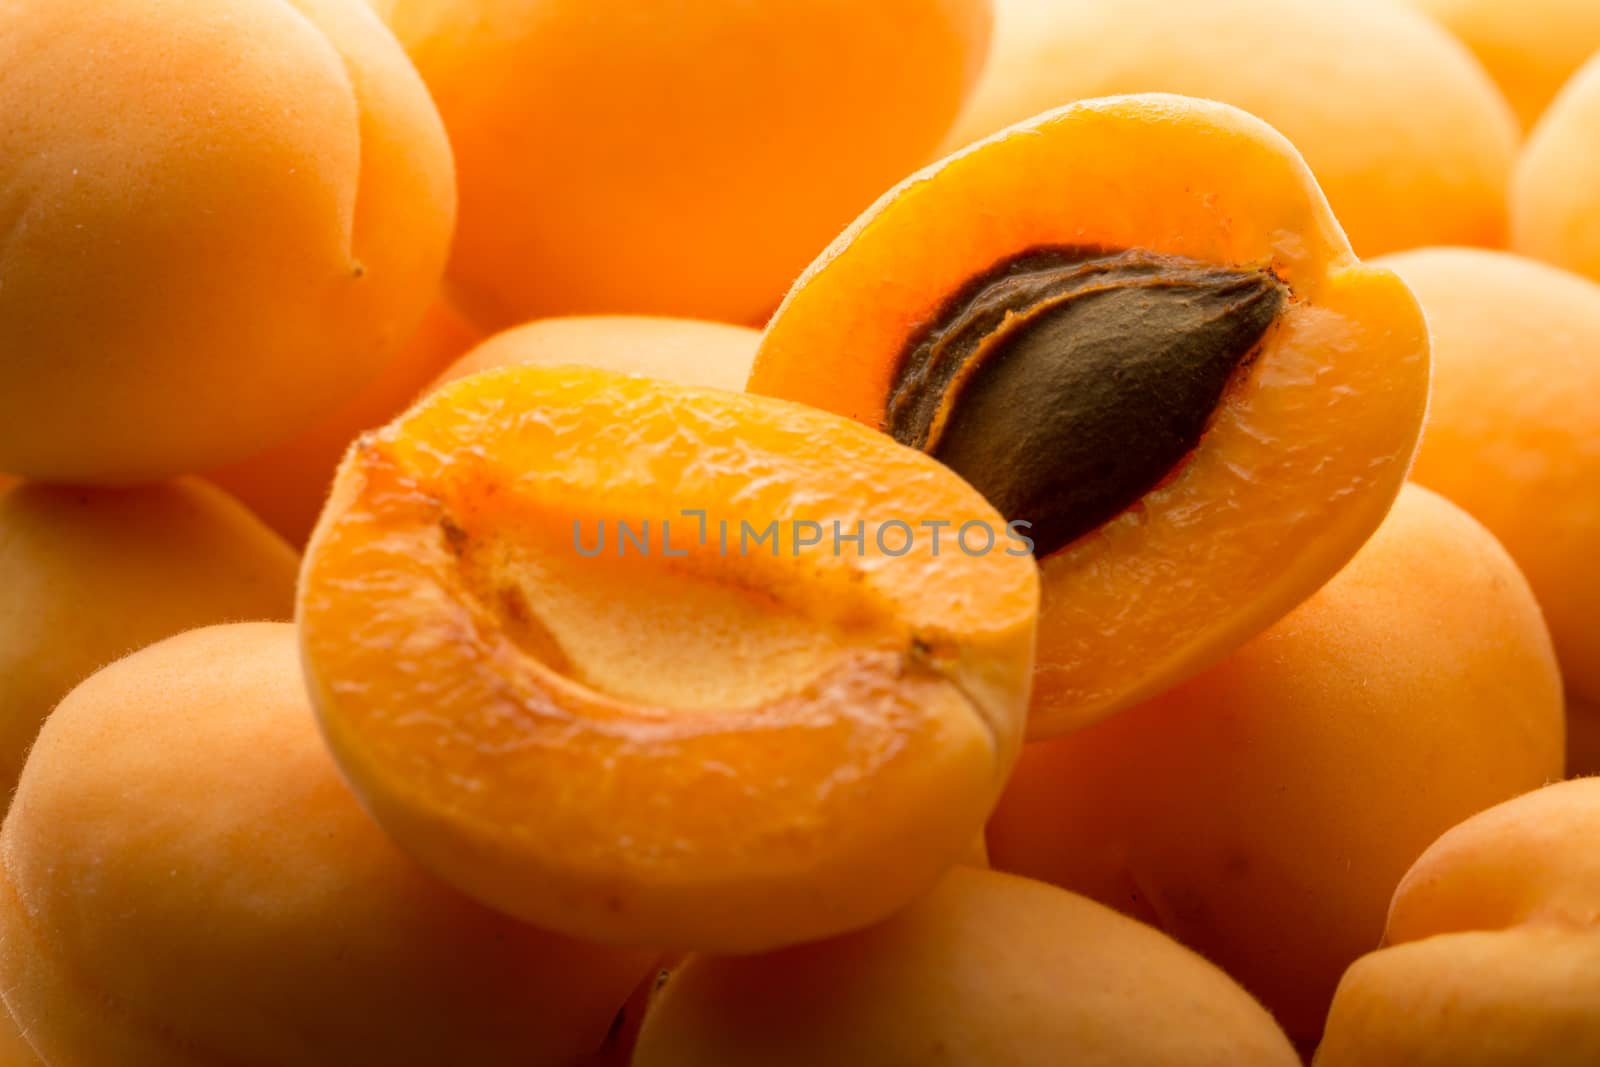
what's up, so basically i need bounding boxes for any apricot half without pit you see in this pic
[298,365,1040,953]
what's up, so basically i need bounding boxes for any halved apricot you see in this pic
[298,365,1039,952]
[749,93,1430,736]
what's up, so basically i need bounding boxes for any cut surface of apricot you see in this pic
[298,365,1039,952]
[749,93,1430,736]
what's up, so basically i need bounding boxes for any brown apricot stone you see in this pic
[750,94,1430,736]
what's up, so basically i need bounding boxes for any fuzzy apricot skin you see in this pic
[1512,53,1600,285]
[634,867,1298,1067]
[208,298,481,546]
[0,0,454,484]
[987,485,1564,1042]
[1318,778,1600,1066]
[750,93,1430,737]
[370,0,990,327]
[433,316,761,395]
[0,624,655,1067]
[299,365,1038,952]
[1375,248,1600,773]
[941,0,1517,257]
[1407,0,1600,130]
[0,479,298,802]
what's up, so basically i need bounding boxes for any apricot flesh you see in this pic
[299,364,1039,952]
[634,867,1299,1067]
[0,623,655,1067]
[751,93,1430,735]
[1375,249,1600,772]
[1318,778,1600,1065]
[941,0,1518,257]
[987,485,1564,1042]
[0,0,454,484]
[433,315,761,395]
[0,479,298,801]
[371,0,991,326]
[1512,52,1600,285]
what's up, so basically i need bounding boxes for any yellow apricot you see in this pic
[943,0,1518,257]
[634,867,1299,1066]
[987,485,1563,1042]
[1512,52,1600,284]
[1319,778,1600,1065]
[1376,248,1600,771]
[371,0,991,326]
[0,623,655,1067]
[0,0,454,483]
[433,316,760,394]
[1406,0,1600,130]
[0,479,297,800]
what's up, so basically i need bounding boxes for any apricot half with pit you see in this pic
[298,365,1040,952]
[749,93,1430,736]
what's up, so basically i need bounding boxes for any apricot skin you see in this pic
[1377,248,1600,771]
[433,316,761,395]
[0,479,298,802]
[634,867,1299,1067]
[0,0,454,483]
[942,0,1517,257]
[371,0,991,326]
[987,485,1564,1042]
[1512,52,1600,285]
[0,623,655,1067]
[1318,778,1600,1065]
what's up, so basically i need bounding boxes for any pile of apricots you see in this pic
[3,0,1600,1063]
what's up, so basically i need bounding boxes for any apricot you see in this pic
[750,93,1430,736]
[0,623,655,1067]
[1407,0,1600,130]
[633,867,1299,1067]
[1318,778,1600,1065]
[0,0,454,484]
[1374,249,1600,773]
[986,485,1564,1042]
[209,297,482,546]
[939,0,1518,257]
[0,1012,40,1067]
[371,0,991,326]
[299,364,1039,952]
[1512,52,1600,285]
[0,479,297,800]
[434,316,760,395]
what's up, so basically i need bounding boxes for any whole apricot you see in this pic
[434,316,760,395]
[0,0,455,483]
[942,0,1517,257]
[1376,248,1600,772]
[987,485,1563,1042]
[1319,778,1600,1065]
[0,479,298,801]
[0,623,655,1067]
[1512,52,1600,285]
[371,0,991,326]
[634,867,1299,1067]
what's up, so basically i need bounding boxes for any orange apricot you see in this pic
[939,0,1518,257]
[1512,52,1600,284]
[0,479,297,800]
[1406,0,1600,130]
[299,364,1039,952]
[1319,778,1600,1065]
[209,297,483,546]
[0,1012,40,1067]
[371,0,991,326]
[750,93,1430,736]
[1375,248,1600,771]
[633,867,1299,1067]
[0,0,454,484]
[434,316,760,395]
[986,485,1564,1042]
[0,623,654,1067]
